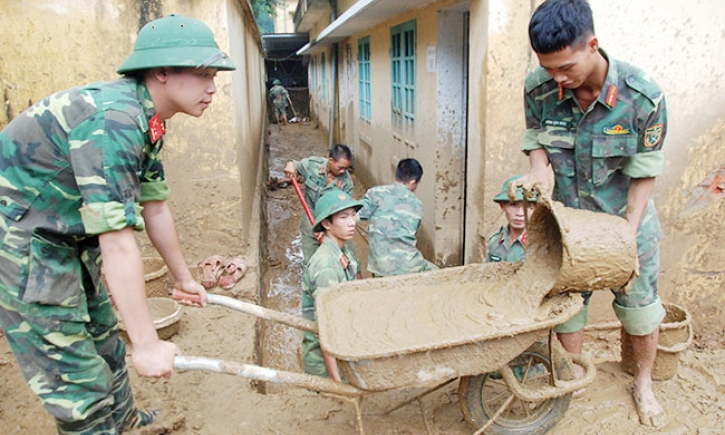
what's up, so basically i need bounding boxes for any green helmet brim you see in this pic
[312,190,364,233]
[117,46,236,73]
[117,14,236,74]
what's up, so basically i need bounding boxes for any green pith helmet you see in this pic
[313,189,364,232]
[272,79,281,85]
[493,175,537,203]
[117,14,236,74]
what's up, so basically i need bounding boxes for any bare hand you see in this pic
[131,339,180,379]
[175,279,208,306]
[283,161,296,179]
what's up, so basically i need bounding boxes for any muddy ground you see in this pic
[1,122,725,435]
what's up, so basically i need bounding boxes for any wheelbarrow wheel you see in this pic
[458,340,574,435]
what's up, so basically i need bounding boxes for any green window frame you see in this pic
[358,36,372,121]
[390,20,416,129]
[310,55,317,93]
[321,52,327,102]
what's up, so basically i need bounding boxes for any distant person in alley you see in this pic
[269,79,291,124]
[0,14,228,434]
[358,158,438,276]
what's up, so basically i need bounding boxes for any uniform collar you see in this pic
[136,80,165,144]
[557,48,619,110]
[498,225,527,246]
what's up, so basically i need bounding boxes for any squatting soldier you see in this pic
[0,14,232,434]
[522,0,668,427]
[486,175,537,263]
[283,144,355,267]
[358,158,438,276]
[301,189,363,381]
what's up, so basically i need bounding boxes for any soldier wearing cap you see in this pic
[0,14,234,434]
[269,79,291,124]
[284,144,355,268]
[300,189,363,381]
[486,175,537,263]
[523,0,668,427]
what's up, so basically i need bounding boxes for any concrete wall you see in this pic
[0,0,268,265]
[273,0,298,33]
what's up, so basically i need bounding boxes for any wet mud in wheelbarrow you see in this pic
[174,196,637,435]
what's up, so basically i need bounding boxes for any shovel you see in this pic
[290,176,323,243]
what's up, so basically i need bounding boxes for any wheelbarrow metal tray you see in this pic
[316,263,582,391]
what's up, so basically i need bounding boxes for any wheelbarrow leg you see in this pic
[324,393,366,435]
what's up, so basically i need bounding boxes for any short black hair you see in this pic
[329,144,352,161]
[529,0,595,54]
[395,158,423,183]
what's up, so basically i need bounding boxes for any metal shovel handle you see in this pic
[173,289,319,334]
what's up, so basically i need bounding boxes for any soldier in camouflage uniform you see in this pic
[301,189,363,380]
[283,145,355,267]
[0,15,233,434]
[269,79,290,124]
[522,0,668,427]
[358,158,438,276]
[486,175,537,263]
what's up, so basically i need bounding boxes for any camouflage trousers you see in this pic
[0,230,152,434]
[301,331,330,378]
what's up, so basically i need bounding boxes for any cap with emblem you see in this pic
[493,175,537,203]
[117,14,236,74]
[313,189,363,232]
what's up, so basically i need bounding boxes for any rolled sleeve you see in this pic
[521,129,543,154]
[80,201,145,234]
[622,150,665,179]
[140,180,170,202]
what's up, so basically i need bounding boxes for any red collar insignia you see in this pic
[605,84,618,109]
[148,114,166,143]
[339,254,349,269]
[558,83,564,101]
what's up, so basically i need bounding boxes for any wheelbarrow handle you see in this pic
[174,355,363,397]
[172,289,319,334]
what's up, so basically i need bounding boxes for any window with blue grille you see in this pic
[358,36,371,121]
[391,20,416,130]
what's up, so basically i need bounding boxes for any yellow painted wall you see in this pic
[0,0,267,264]
[273,0,297,33]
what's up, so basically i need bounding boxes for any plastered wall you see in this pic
[0,0,268,264]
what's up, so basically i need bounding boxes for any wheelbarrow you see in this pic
[172,194,638,435]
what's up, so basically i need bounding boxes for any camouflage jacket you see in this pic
[486,226,526,263]
[293,156,354,235]
[0,77,168,237]
[521,49,665,252]
[358,183,437,276]
[301,236,359,323]
[269,84,289,102]
[0,77,168,310]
